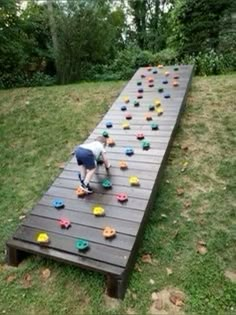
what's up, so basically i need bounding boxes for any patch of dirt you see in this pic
[149,287,186,315]
[224,270,236,283]
[103,294,121,310]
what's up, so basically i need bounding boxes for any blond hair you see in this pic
[95,136,107,146]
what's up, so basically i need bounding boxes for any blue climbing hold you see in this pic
[164,94,171,99]
[52,198,64,209]
[106,121,113,128]
[121,105,127,111]
[162,80,168,84]
[125,147,134,156]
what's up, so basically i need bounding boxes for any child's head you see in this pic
[96,136,107,147]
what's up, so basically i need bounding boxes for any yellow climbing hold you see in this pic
[122,122,130,129]
[92,205,105,216]
[36,232,50,244]
[129,176,140,186]
[154,99,161,107]
[123,96,129,103]
[156,107,164,116]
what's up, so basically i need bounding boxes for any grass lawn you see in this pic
[0,74,235,315]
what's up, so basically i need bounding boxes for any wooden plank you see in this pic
[38,195,144,222]
[7,238,124,276]
[45,186,149,211]
[53,178,152,200]
[21,216,135,251]
[13,225,130,268]
[31,204,139,236]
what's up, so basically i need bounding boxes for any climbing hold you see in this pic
[92,205,105,216]
[158,87,164,93]
[162,80,168,84]
[149,105,155,111]
[173,75,179,80]
[103,226,116,239]
[119,161,128,170]
[148,77,154,83]
[133,100,140,107]
[137,81,142,86]
[137,94,143,99]
[154,99,161,107]
[129,176,140,186]
[151,123,159,130]
[147,66,152,71]
[142,140,150,150]
[148,84,154,88]
[165,71,170,76]
[138,88,144,93]
[116,193,128,202]
[125,113,132,120]
[75,239,89,251]
[174,66,179,71]
[52,199,64,209]
[124,96,129,103]
[102,130,109,138]
[106,121,113,128]
[173,81,179,87]
[121,105,127,111]
[102,178,112,189]
[152,69,158,74]
[58,218,71,229]
[76,186,86,197]
[156,107,164,116]
[136,133,145,140]
[164,93,171,99]
[141,74,146,78]
[145,114,152,121]
[36,232,50,244]
[158,64,164,69]
[125,147,134,156]
[107,137,115,146]
[122,122,130,130]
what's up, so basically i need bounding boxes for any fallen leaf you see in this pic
[19,215,26,220]
[196,241,208,255]
[184,200,191,208]
[134,263,142,272]
[131,293,137,300]
[224,270,236,283]
[149,279,155,285]
[169,291,185,307]
[41,268,51,280]
[22,273,32,288]
[57,162,65,169]
[181,144,189,151]
[161,213,167,219]
[151,292,158,301]
[126,308,136,315]
[141,253,152,264]
[166,268,173,276]
[6,275,16,283]
[176,188,184,196]
[181,161,189,172]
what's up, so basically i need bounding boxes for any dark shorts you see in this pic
[75,147,96,170]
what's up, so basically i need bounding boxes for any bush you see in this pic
[182,50,236,76]
[0,71,56,89]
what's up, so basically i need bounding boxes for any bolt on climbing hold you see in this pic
[102,178,112,189]
[156,107,164,116]
[102,130,109,138]
[122,122,130,130]
[136,133,145,140]
[134,100,140,107]
[121,105,127,111]
[58,218,71,229]
[106,121,113,128]
[151,123,159,130]
[125,147,134,156]
[141,140,150,150]
[107,137,115,146]
[36,232,50,245]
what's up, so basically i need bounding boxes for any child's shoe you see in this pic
[80,183,93,194]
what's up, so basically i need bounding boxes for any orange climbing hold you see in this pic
[107,137,115,146]
[119,161,128,170]
[103,226,116,239]
[76,186,86,197]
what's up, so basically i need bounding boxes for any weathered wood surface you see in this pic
[6,65,194,299]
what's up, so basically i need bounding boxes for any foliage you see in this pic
[182,50,236,76]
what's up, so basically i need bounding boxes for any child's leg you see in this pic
[78,164,86,181]
[84,168,96,185]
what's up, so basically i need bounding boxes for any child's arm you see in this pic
[101,152,111,169]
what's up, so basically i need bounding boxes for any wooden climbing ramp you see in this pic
[6,65,194,299]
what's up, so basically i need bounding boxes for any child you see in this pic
[75,136,111,193]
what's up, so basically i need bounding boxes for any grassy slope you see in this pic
[0,74,235,315]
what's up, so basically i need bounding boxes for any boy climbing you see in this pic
[75,136,111,193]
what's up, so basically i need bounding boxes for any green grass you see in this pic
[0,74,236,315]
